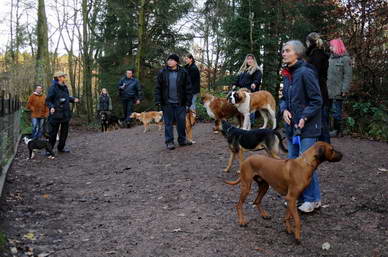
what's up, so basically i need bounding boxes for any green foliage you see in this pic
[20,108,32,135]
[0,231,6,251]
[345,101,388,141]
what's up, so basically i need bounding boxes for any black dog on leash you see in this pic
[221,120,287,172]
[100,111,120,132]
[23,136,55,159]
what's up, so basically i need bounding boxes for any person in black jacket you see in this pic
[233,54,262,92]
[305,32,330,143]
[96,88,113,113]
[117,69,143,123]
[46,71,79,153]
[155,54,193,150]
[184,54,200,110]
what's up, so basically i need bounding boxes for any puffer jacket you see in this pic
[97,94,112,111]
[279,60,323,139]
[327,54,352,99]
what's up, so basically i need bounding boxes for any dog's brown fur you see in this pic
[225,142,343,244]
[130,111,163,133]
[185,109,196,143]
[201,93,243,133]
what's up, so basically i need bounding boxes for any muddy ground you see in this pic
[0,122,387,257]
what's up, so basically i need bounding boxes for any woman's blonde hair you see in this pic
[237,54,261,75]
[100,88,109,95]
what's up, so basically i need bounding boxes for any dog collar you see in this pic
[300,153,316,168]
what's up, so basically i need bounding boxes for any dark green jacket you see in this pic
[327,54,352,99]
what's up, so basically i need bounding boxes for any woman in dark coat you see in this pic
[233,54,262,92]
[97,88,113,113]
[184,54,201,111]
[305,32,330,143]
[279,40,323,213]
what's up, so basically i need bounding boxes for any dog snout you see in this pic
[330,150,343,162]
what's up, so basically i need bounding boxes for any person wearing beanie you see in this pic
[27,85,49,139]
[155,54,193,150]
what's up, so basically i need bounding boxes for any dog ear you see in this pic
[314,146,326,162]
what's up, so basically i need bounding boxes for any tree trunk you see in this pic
[82,0,93,122]
[135,0,146,80]
[35,0,51,88]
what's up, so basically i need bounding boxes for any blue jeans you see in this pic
[162,104,187,145]
[330,99,343,121]
[32,118,45,139]
[190,93,199,110]
[288,137,321,203]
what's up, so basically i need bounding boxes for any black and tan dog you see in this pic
[23,136,55,159]
[225,142,343,244]
[221,120,287,172]
[100,111,120,132]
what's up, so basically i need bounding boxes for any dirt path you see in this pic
[1,123,387,257]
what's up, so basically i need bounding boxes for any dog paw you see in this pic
[295,239,301,245]
[261,214,271,220]
[236,170,241,174]
[239,223,248,227]
[213,131,219,134]
[223,168,230,173]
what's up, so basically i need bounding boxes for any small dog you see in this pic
[200,93,243,133]
[228,88,276,130]
[130,111,163,133]
[221,120,287,172]
[23,136,55,159]
[100,111,120,132]
[225,142,343,243]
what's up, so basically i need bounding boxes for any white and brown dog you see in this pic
[130,111,163,133]
[228,88,276,130]
[201,93,244,133]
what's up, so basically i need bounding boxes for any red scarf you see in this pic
[281,68,292,81]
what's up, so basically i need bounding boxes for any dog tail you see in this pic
[274,131,288,153]
[224,177,241,185]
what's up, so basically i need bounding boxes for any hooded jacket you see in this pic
[155,65,192,107]
[27,92,49,118]
[279,60,323,138]
[327,54,352,99]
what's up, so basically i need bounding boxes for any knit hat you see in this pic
[167,54,180,63]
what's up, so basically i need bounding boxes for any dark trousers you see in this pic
[122,99,134,121]
[318,105,331,143]
[49,120,69,150]
[162,104,186,145]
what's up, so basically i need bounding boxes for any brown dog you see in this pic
[130,111,163,133]
[228,88,276,130]
[225,142,343,244]
[185,109,196,143]
[201,93,243,133]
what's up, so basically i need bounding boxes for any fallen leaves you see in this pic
[23,232,36,241]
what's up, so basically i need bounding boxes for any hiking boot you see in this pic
[166,143,175,150]
[298,201,321,213]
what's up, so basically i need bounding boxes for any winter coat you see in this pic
[279,60,323,139]
[27,92,49,118]
[46,80,75,122]
[97,94,112,111]
[233,67,262,92]
[305,46,330,106]
[155,66,192,107]
[185,62,201,94]
[117,77,143,100]
[327,54,352,99]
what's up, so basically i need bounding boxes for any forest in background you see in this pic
[0,0,387,139]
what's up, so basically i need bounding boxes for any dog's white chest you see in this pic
[237,93,251,113]
[204,102,216,119]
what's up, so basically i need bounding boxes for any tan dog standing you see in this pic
[228,88,276,130]
[201,93,244,133]
[130,111,163,133]
[185,109,196,143]
[225,142,343,244]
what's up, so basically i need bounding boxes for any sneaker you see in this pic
[298,201,321,213]
[179,141,193,147]
[166,143,175,150]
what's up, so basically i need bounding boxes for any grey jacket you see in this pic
[327,54,352,99]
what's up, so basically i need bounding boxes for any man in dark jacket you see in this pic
[155,54,193,150]
[117,69,143,123]
[184,54,200,110]
[46,71,79,153]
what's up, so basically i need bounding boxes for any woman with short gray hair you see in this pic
[279,40,323,213]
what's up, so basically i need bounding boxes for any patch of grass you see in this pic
[20,108,32,135]
[0,231,7,251]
